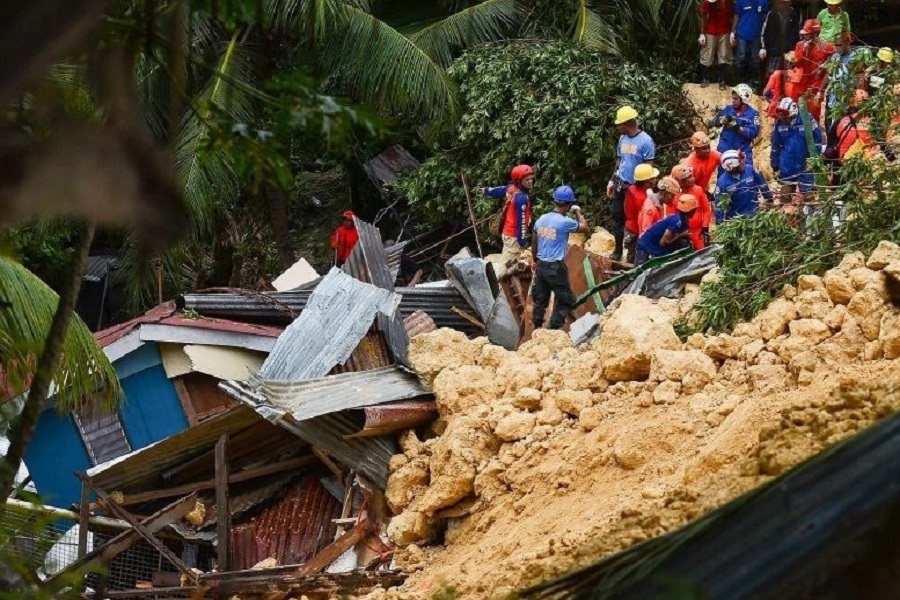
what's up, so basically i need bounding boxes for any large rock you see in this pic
[432,365,504,416]
[386,457,430,513]
[387,511,435,546]
[847,287,887,341]
[650,349,717,382]
[849,267,882,292]
[823,268,855,305]
[788,319,832,344]
[593,295,681,382]
[794,289,833,321]
[752,298,798,340]
[748,364,795,395]
[585,227,616,256]
[704,335,750,360]
[408,329,479,385]
[494,412,536,442]
[866,241,900,270]
[880,313,900,359]
[512,387,542,411]
[555,389,593,417]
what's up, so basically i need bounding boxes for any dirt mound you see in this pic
[361,242,900,600]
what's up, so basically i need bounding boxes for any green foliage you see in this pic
[392,41,696,231]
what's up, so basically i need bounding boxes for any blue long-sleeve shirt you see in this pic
[714,104,761,165]
[485,185,531,247]
[714,165,773,222]
[771,116,822,179]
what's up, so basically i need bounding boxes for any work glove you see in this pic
[701,228,711,246]
[570,205,582,214]
[698,34,707,46]
[606,180,615,199]
[729,32,736,47]
[709,115,723,128]
[759,49,767,61]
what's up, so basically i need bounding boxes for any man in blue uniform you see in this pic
[635,195,698,266]
[709,84,761,167]
[733,0,769,87]
[606,105,656,261]
[770,97,822,202]
[530,186,589,331]
[715,149,773,221]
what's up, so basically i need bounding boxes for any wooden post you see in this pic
[461,173,484,258]
[215,433,231,572]
[77,479,90,559]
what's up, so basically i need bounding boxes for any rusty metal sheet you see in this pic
[231,476,341,570]
[403,310,436,339]
[329,332,392,375]
[361,144,420,188]
[346,401,438,439]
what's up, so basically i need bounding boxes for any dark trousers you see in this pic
[609,186,626,257]
[532,260,577,330]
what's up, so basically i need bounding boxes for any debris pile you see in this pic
[366,241,900,599]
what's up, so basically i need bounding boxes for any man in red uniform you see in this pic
[699,0,735,89]
[330,210,360,267]
[623,163,659,263]
[639,176,681,235]
[483,164,535,274]
[794,19,834,122]
[763,51,803,118]
[671,164,712,248]
[681,131,721,194]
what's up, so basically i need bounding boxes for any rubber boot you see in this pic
[700,64,709,88]
[717,64,727,90]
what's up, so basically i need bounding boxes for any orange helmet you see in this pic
[510,164,535,181]
[690,131,711,148]
[800,19,821,35]
[671,164,694,181]
[342,210,356,220]
[657,176,681,195]
[676,194,699,213]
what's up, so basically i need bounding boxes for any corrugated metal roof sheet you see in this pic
[84,255,118,282]
[403,310,436,339]
[231,476,341,570]
[328,332,393,375]
[258,268,400,381]
[261,366,431,423]
[361,145,420,187]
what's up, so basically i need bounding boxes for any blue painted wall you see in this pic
[24,409,91,508]
[25,342,188,507]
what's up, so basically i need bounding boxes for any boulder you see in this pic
[432,365,505,416]
[788,319,832,344]
[512,387,542,411]
[653,380,681,404]
[794,289,834,321]
[747,364,795,395]
[409,329,478,385]
[497,362,544,395]
[823,304,848,331]
[704,335,750,360]
[880,313,900,359]
[847,287,887,341]
[866,241,900,270]
[399,430,426,459]
[593,295,681,381]
[838,251,866,272]
[822,269,856,305]
[494,412,537,442]
[585,227,616,256]
[387,511,435,546]
[555,389,594,417]
[768,335,815,363]
[797,274,825,292]
[849,267,882,291]
[578,406,606,431]
[386,457,430,513]
[751,298,798,340]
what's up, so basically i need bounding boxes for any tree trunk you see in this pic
[0,222,95,503]
[264,186,294,272]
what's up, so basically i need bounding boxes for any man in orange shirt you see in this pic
[671,164,712,249]
[639,176,681,235]
[623,163,660,263]
[794,19,834,121]
[330,210,360,267]
[763,51,803,118]
[682,132,721,193]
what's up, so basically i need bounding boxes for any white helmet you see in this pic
[732,83,753,104]
[776,97,799,118]
[721,149,743,171]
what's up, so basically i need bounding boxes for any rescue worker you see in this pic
[329,210,360,267]
[606,106,656,261]
[530,186,589,331]
[671,164,712,248]
[816,0,850,45]
[833,89,878,163]
[715,149,773,221]
[483,164,535,273]
[635,195,699,266]
[865,47,894,95]
[709,83,761,167]
[682,131,722,195]
[794,19,834,122]
[759,0,800,79]
[623,163,660,263]
[763,51,803,118]
[639,176,681,235]
[732,0,770,88]
[771,97,822,202]
[699,0,735,89]
[821,32,858,129]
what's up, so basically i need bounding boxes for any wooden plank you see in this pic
[42,493,197,591]
[311,447,344,480]
[215,433,231,571]
[172,377,199,427]
[77,480,90,559]
[83,586,203,599]
[118,455,317,506]
[450,306,486,330]
[84,476,198,585]
[296,521,372,575]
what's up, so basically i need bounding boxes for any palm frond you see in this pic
[323,5,459,119]
[575,2,621,56]
[409,0,519,68]
[0,256,121,413]
[263,0,347,42]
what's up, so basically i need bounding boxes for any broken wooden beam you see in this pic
[42,493,197,591]
[116,455,317,506]
[215,433,231,572]
[297,520,373,576]
[82,586,203,599]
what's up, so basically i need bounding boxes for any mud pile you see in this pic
[364,241,900,600]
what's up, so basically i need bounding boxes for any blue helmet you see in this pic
[553,185,576,203]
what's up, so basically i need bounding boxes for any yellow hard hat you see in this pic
[633,163,660,182]
[615,105,639,125]
[878,47,894,63]
[824,0,842,5]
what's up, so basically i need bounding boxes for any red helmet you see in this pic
[510,164,535,181]
[800,19,821,35]
[342,210,355,220]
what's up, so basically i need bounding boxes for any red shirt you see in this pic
[501,185,532,241]
[330,224,359,263]
[681,184,712,249]
[794,39,834,90]
[836,115,876,160]
[700,0,734,36]
[624,185,649,234]
[682,152,721,192]
[639,196,676,235]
